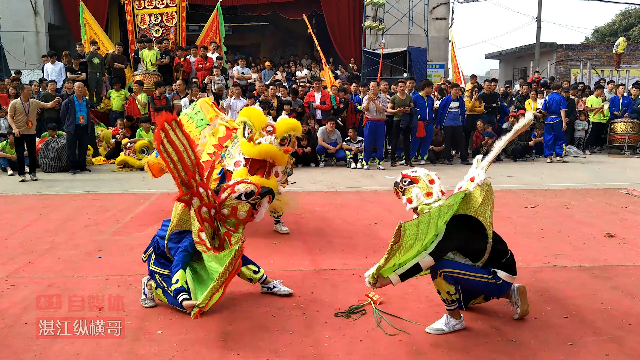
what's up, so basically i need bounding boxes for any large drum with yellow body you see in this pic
[608,119,640,151]
[132,70,162,96]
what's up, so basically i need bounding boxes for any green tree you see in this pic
[584,6,640,43]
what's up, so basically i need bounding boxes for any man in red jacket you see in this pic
[173,46,192,82]
[304,77,332,126]
[194,45,214,85]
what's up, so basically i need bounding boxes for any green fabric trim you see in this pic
[216,3,226,62]
[79,3,86,41]
[377,191,468,279]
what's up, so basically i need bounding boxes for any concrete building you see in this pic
[0,0,75,81]
[365,0,450,76]
[486,42,640,87]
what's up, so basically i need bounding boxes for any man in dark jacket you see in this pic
[60,82,99,174]
[562,87,578,146]
[512,83,530,112]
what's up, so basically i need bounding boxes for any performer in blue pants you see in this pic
[541,83,568,163]
[411,79,436,163]
[362,81,389,170]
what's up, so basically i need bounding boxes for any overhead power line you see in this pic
[458,20,536,49]
[578,0,640,5]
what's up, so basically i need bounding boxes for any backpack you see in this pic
[38,137,70,173]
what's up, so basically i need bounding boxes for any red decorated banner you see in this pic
[196,1,225,59]
[450,31,465,87]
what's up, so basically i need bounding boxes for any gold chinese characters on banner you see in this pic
[125,0,186,54]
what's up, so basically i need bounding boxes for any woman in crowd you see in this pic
[464,87,484,151]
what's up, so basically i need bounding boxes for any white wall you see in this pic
[0,0,48,77]
[496,50,556,85]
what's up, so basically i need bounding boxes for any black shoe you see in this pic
[69,170,78,175]
[80,168,92,172]
[390,162,397,167]
[406,162,414,167]
[447,160,453,166]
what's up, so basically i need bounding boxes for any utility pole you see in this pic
[535,0,542,71]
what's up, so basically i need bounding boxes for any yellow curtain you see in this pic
[107,0,120,45]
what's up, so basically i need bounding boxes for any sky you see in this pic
[451,0,639,74]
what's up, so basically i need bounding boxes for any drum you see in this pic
[608,119,640,150]
[132,71,162,96]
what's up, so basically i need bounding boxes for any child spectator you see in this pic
[150,80,172,124]
[573,111,589,151]
[330,84,339,108]
[133,116,154,144]
[530,122,544,156]
[0,130,28,176]
[342,126,364,169]
[301,114,318,149]
[211,67,226,90]
[427,127,445,164]
[536,90,545,110]
[40,123,65,139]
[291,134,318,167]
[107,79,129,126]
[124,115,138,137]
[245,92,256,107]
[105,118,131,160]
[282,99,296,119]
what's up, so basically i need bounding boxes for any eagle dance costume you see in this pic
[140,101,301,317]
[365,114,533,334]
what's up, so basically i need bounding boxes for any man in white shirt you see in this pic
[207,41,220,61]
[187,46,199,80]
[43,51,66,93]
[300,54,312,68]
[296,64,309,89]
[223,84,247,120]
[232,57,252,96]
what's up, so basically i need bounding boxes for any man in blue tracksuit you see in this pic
[541,83,568,163]
[436,83,471,165]
[411,79,435,164]
[608,83,634,120]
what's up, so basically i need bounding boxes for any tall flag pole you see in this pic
[377,39,385,82]
[197,0,226,61]
[450,30,465,87]
[303,14,335,88]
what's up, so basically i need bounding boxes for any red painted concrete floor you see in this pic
[1,189,639,359]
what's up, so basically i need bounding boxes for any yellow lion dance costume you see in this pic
[144,99,301,232]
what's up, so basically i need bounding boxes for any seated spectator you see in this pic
[180,84,200,113]
[0,130,28,176]
[40,123,65,139]
[471,120,486,157]
[316,117,346,167]
[124,115,139,137]
[530,122,544,156]
[291,134,318,167]
[105,118,132,161]
[427,127,445,164]
[301,114,318,148]
[505,124,533,162]
[342,126,364,169]
[129,116,154,145]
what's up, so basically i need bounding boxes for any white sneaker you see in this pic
[140,276,157,308]
[319,162,325,168]
[397,160,405,166]
[274,222,290,234]
[6,169,13,176]
[310,163,316,167]
[585,150,592,155]
[419,159,426,165]
[363,164,370,170]
[18,175,27,182]
[30,174,38,181]
[357,161,363,169]
[377,164,385,170]
[508,284,529,320]
[556,156,567,163]
[350,161,357,169]
[261,279,293,296]
[425,314,466,335]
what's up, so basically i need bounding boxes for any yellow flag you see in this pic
[80,1,133,86]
